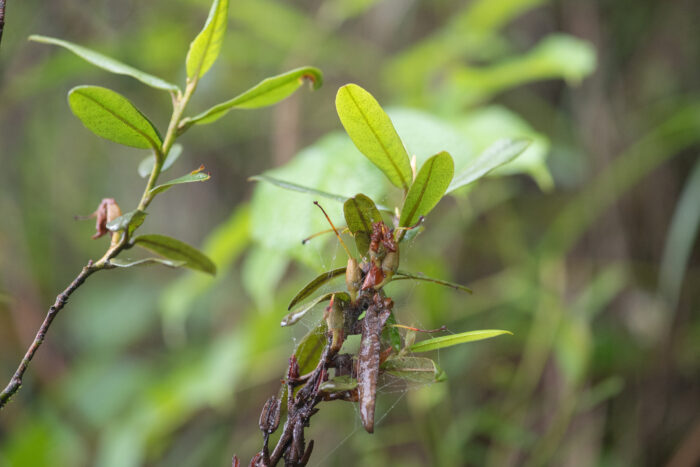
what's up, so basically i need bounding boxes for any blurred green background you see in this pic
[1,0,699,466]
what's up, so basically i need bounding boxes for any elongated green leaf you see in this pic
[295,321,328,376]
[392,270,472,293]
[149,166,210,196]
[319,375,358,393]
[68,86,162,150]
[400,151,454,228]
[281,291,350,327]
[383,312,402,352]
[408,329,512,353]
[336,84,412,191]
[186,0,229,79]
[132,234,216,275]
[106,209,146,236]
[380,356,446,383]
[287,267,346,310]
[29,35,180,92]
[109,257,185,269]
[343,194,383,256]
[447,138,530,194]
[188,67,323,125]
[138,144,183,178]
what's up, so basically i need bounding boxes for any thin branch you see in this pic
[0,261,98,408]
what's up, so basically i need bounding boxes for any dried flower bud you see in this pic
[258,396,281,434]
[288,355,300,380]
[91,198,121,239]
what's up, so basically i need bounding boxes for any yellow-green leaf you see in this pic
[29,35,179,92]
[343,194,382,256]
[336,84,412,191]
[68,86,161,150]
[188,67,323,125]
[287,268,347,310]
[400,151,454,228]
[408,330,512,353]
[186,0,229,79]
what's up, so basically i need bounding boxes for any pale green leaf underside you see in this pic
[380,356,446,383]
[132,234,216,275]
[281,291,350,327]
[447,138,530,194]
[138,144,183,178]
[29,35,180,92]
[400,151,454,227]
[392,270,472,293]
[68,86,162,150]
[408,330,512,353]
[149,170,210,196]
[336,84,412,191]
[109,257,186,269]
[189,67,323,125]
[186,0,229,79]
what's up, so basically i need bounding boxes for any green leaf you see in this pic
[187,67,323,125]
[408,329,511,353]
[392,270,472,293]
[138,144,183,178]
[281,291,349,327]
[148,166,210,196]
[109,257,186,269]
[447,138,530,193]
[287,268,346,310]
[132,234,216,275]
[295,321,328,376]
[319,375,358,393]
[105,210,146,237]
[68,86,162,150]
[399,151,454,228]
[380,356,446,383]
[29,35,180,92]
[186,0,229,79]
[383,312,402,352]
[343,194,383,256]
[336,84,412,191]
[250,174,348,204]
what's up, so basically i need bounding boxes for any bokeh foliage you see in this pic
[1,0,699,466]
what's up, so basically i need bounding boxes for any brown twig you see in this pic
[0,261,98,408]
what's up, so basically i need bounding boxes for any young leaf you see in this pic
[392,270,472,293]
[399,151,454,228]
[68,86,162,150]
[148,165,210,196]
[281,291,350,327]
[319,375,358,393]
[106,209,146,236]
[29,35,180,92]
[380,356,446,383]
[446,138,530,194]
[343,194,382,256]
[186,0,229,80]
[383,312,402,352]
[109,257,186,269]
[132,234,216,275]
[287,268,347,310]
[138,144,183,178]
[408,330,512,353]
[186,67,323,125]
[336,84,412,191]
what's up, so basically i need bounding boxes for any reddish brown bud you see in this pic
[258,396,281,434]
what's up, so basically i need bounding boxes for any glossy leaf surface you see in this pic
[106,209,146,236]
[132,234,216,275]
[148,166,210,196]
[336,84,412,191]
[343,194,383,256]
[281,291,350,327]
[68,86,162,150]
[29,35,179,92]
[400,151,454,228]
